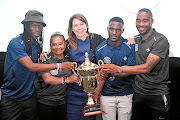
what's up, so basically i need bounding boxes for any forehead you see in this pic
[30,22,43,25]
[137,11,151,19]
[51,36,64,41]
[109,21,121,28]
[72,18,84,24]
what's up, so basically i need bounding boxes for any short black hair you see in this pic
[138,8,153,19]
[50,32,65,45]
[109,17,124,25]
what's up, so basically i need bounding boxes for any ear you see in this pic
[151,18,154,24]
[122,28,124,33]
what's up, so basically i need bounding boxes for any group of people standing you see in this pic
[0,8,170,120]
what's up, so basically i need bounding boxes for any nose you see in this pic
[112,29,117,34]
[77,25,81,29]
[139,21,144,26]
[35,25,42,32]
[56,44,61,48]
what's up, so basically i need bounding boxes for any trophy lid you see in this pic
[79,52,97,70]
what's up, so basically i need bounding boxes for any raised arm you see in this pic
[122,53,161,74]
[18,56,75,72]
[101,53,160,75]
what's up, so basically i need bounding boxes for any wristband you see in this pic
[60,63,62,72]
[55,63,57,70]
[61,77,64,84]
[57,63,59,70]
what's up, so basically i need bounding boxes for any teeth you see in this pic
[139,27,145,30]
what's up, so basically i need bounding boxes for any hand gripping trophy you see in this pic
[73,52,103,116]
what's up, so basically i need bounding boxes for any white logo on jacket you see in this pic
[103,56,111,64]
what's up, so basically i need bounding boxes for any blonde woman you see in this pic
[65,13,105,120]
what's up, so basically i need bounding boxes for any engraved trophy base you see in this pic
[81,103,102,116]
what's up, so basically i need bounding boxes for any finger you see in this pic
[43,57,46,62]
[44,53,48,58]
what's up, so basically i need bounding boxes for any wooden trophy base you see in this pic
[81,103,102,116]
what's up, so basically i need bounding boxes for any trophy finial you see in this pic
[85,52,88,58]
[84,52,91,66]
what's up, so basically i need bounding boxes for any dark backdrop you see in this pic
[0,52,180,120]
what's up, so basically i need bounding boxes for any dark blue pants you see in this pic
[37,101,67,120]
[132,92,170,120]
[0,94,37,120]
[67,103,96,120]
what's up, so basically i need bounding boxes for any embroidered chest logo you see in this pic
[123,56,127,61]
[146,48,150,53]
[103,56,111,64]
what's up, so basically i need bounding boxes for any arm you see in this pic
[101,64,131,77]
[101,53,160,75]
[122,53,161,74]
[18,56,75,72]
[42,73,79,85]
[93,69,107,102]
[93,80,105,103]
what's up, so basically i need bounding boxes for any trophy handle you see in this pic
[73,62,78,70]
[98,60,104,67]
[72,62,82,86]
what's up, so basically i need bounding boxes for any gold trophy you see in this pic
[73,52,103,116]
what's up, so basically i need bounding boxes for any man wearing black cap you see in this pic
[0,10,75,120]
[101,8,170,120]
[95,17,135,120]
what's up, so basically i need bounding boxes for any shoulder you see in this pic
[154,31,169,43]
[122,37,135,50]
[134,34,141,42]
[95,40,108,52]
[93,33,104,38]
[41,53,53,64]
[91,33,105,42]
[8,34,24,49]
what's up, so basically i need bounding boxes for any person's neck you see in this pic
[77,33,89,41]
[109,38,121,47]
[30,38,36,44]
[54,54,64,60]
[141,29,153,40]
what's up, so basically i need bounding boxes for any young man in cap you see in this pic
[101,8,170,120]
[95,17,135,120]
[0,10,75,120]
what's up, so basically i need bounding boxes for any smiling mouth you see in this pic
[138,27,146,31]
[77,31,83,34]
[55,49,62,52]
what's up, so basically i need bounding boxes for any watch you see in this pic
[118,66,122,73]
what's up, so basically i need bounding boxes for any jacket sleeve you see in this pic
[64,40,71,60]
[90,33,105,63]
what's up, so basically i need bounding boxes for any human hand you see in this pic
[66,74,79,83]
[101,64,119,74]
[39,52,48,62]
[127,37,135,45]
[93,93,99,103]
[98,68,108,81]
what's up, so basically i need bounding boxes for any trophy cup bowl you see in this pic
[74,52,103,116]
